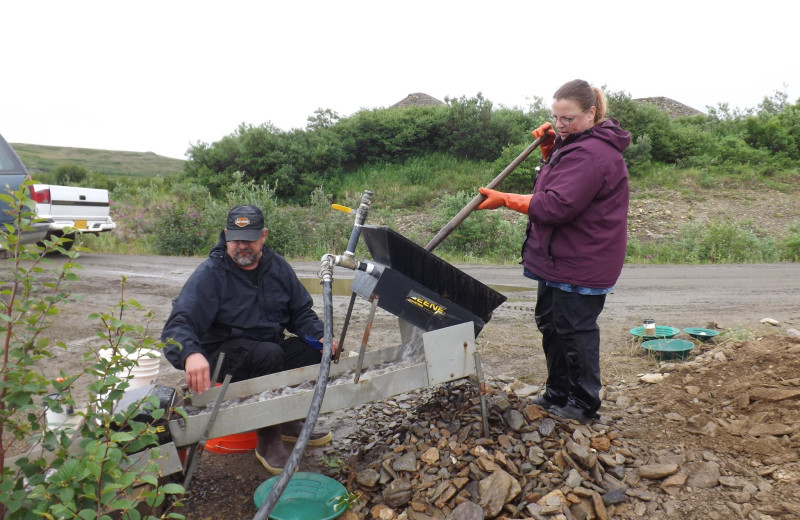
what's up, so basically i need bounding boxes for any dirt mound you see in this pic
[633,97,704,118]
[604,334,800,518]
[390,93,446,109]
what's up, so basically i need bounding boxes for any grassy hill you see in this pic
[10,143,185,177]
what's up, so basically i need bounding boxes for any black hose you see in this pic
[252,278,335,520]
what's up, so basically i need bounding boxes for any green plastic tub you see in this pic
[253,472,348,520]
[642,339,694,360]
[630,325,680,340]
[683,327,720,342]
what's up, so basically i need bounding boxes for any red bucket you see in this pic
[205,431,258,454]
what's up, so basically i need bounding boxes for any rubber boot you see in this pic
[255,425,289,475]
[280,419,333,446]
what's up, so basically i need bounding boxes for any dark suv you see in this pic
[1,133,48,251]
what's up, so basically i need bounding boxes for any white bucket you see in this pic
[44,393,72,431]
[99,348,162,388]
[128,367,160,389]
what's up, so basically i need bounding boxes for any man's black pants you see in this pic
[208,336,322,384]
[534,283,606,415]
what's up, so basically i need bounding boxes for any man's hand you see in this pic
[320,337,339,357]
[477,187,533,214]
[532,122,556,161]
[185,353,211,394]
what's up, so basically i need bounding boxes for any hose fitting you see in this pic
[318,254,335,283]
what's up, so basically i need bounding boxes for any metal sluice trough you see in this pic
[164,226,507,473]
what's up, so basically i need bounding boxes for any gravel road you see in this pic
[58,253,800,328]
[35,253,800,399]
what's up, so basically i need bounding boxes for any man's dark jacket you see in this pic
[162,233,324,370]
[524,118,631,288]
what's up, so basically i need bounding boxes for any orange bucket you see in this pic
[205,431,258,454]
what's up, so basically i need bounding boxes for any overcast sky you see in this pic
[3,0,798,160]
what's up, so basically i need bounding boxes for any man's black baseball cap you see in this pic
[225,205,265,241]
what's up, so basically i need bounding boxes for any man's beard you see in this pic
[233,250,256,267]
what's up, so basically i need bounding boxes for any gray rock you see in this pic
[355,468,380,488]
[410,423,426,438]
[382,478,413,508]
[569,500,593,520]
[478,469,521,517]
[638,463,679,479]
[491,396,512,412]
[502,409,525,431]
[449,501,485,520]
[601,487,627,505]
[686,461,721,489]
[567,441,591,468]
[525,502,547,520]
[538,418,556,437]
[565,468,583,488]
[527,445,545,465]
[521,431,542,443]
[392,452,418,472]
[719,475,749,488]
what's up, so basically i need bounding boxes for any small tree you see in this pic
[0,181,186,519]
[54,163,89,185]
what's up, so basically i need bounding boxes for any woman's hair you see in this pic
[554,79,607,124]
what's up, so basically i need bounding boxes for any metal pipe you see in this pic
[335,292,358,363]
[253,257,337,520]
[183,373,232,488]
[425,135,547,252]
[354,295,379,384]
[344,190,374,255]
[473,353,490,438]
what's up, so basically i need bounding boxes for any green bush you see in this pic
[783,220,800,261]
[489,142,540,194]
[626,219,782,264]
[430,191,526,262]
[0,185,185,519]
[623,133,653,172]
[54,163,88,185]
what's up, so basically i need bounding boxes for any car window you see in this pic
[0,136,24,172]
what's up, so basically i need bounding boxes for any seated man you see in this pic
[162,204,334,474]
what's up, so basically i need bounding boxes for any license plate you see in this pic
[74,220,87,230]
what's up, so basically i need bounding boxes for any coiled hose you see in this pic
[252,258,336,520]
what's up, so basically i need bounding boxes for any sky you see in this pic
[3,0,798,160]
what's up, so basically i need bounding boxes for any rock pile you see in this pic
[332,380,640,520]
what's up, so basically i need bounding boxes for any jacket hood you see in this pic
[586,118,631,153]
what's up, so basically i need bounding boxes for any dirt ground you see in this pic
[19,251,800,519]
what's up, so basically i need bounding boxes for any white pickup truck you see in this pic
[28,184,116,248]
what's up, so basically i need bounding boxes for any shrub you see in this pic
[626,219,782,264]
[0,185,185,519]
[782,220,800,261]
[430,191,526,262]
[54,163,88,185]
[489,142,540,195]
[623,133,653,172]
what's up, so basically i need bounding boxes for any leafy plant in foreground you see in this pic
[0,182,185,519]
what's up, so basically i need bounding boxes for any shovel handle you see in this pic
[424,134,547,252]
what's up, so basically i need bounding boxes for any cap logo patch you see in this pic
[235,217,250,227]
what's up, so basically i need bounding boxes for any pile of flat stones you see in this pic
[331,378,644,520]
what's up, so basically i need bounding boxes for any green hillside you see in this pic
[10,143,185,177]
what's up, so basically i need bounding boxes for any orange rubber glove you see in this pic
[532,122,557,161]
[477,187,532,214]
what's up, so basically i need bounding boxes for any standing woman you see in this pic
[477,79,630,424]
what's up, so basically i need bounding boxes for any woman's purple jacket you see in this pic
[523,118,631,289]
